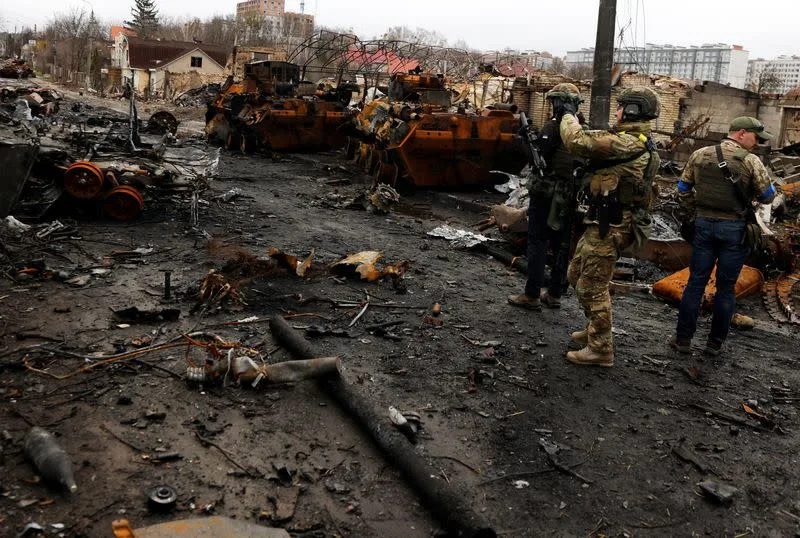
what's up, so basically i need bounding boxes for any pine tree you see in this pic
[125,0,160,39]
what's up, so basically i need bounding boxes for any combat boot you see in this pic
[704,338,724,357]
[566,347,614,368]
[507,294,541,311]
[668,334,692,354]
[571,329,588,345]
[540,291,561,309]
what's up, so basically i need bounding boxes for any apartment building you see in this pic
[236,0,286,19]
[747,56,800,94]
[566,43,749,88]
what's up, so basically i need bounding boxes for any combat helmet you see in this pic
[546,82,582,103]
[617,86,660,120]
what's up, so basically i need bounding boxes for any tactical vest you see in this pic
[618,132,659,209]
[589,131,660,209]
[694,145,749,219]
[528,121,578,198]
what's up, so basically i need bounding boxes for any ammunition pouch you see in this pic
[546,178,575,231]
[528,175,556,198]
[617,175,648,206]
[587,192,623,238]
[630,209,653,254]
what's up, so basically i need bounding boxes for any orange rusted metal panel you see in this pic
[113,517,290,537]
[652,265,764,308]
[385,111,524,188]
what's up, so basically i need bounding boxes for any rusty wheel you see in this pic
[148,110,179,135]
[103,185,144,221]
[64,161,105,199]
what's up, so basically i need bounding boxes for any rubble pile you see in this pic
[1,81,217,222]
[174,83,221,107]
[0,58,35,79]
[0,85,61,120]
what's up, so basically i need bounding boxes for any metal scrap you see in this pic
[0,59,34,79]
[329,251,410,283]
[428,224,494,249]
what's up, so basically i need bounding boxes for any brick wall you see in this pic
[678,82,760,137]
[163,71,228,99]
[511,74,687,139]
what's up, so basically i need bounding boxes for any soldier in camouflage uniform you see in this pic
[553,87,661,367]
[671,117,776,356]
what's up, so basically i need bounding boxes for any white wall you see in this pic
[727,48,749,89]
[162,49,224,75]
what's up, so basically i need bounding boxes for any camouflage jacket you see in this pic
[560,114,654,227]
[678,138,776,221]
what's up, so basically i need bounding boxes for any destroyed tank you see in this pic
[347,71,525,188]
[205,60,357,154]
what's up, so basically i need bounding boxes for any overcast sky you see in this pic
[1,0,796,60]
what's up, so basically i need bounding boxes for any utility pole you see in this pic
[589,0,616,129]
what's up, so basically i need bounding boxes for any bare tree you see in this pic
[566,63,593,80]
[755,63,782,95]
[381,26,448,47]
[41,9,108,84]
[549,57,566,75]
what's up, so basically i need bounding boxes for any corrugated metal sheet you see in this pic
[127,37,227,70]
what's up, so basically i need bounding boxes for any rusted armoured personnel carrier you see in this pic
[205,61,357,153]
[347,71,525,188]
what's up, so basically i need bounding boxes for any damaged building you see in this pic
[113,35,229,99]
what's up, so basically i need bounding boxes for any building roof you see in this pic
[126,36,227,70]
[344,48,419,74]
[111,25,137,40]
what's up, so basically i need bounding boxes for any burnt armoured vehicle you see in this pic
[205,61,357,154]
[348,71,526,188]
[0,125,39,217]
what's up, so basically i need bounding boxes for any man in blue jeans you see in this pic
[671,117,777,356]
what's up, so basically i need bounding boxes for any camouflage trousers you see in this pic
[567,225,633,354]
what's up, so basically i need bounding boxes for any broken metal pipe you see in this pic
[268,315,496,538]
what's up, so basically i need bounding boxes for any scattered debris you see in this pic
[185,346,341,387]
[147,485,178,513]
[24,427,77,493]
[697,480,739,505]
[271,486,301,522]
[428,225,494,249]
[389,406,420,443]
[730,313,755,330]
[329,251,410,284]
[268,247,314,278]
[112,306,181,324]
[365,183,400,214]
[671,439,711,474]
[0,59,34,79]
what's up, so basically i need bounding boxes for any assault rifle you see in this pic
[518,112,547,177]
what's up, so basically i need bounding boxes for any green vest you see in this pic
[694,145,749,220]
